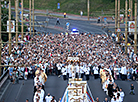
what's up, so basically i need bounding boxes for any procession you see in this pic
[1,28,136,101]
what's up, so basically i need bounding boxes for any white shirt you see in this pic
[120,66,127,75]
[93,66,99,74]
[111,98,116,102]
[57,63,62,70]
[80,66,84,74]
[85,67,90,75]
[66,66,70,73]
[75,65,79,73]
[62,68,67,75]
[120,91,125,102]
[45,95,52,102]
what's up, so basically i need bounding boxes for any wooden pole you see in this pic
[130,0,133,20]
[29,0,31,36]
[0,1,2,76]
[21,0,24,40]
[129,0,131,18]
[134,0,137,54]
[115,0,118,34]
[87,0,90,20]
[117,0,120,42]
[15,0,18,45]
[9,0,11,55]
[32,0,34,37]
[125,0,128,54]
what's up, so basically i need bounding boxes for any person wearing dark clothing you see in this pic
[129,83,135,95]
[107,81,113,98]
[95,97,100,102]
[56,18,60,25]
[103,98,109,102]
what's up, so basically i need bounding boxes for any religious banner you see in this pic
[7,20,15,32]
[128,21,135,32]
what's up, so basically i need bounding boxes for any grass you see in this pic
[11,0,129,17]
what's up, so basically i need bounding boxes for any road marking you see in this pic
[15,81,24,102]
[136,81,138,84]
[0,80,11,101]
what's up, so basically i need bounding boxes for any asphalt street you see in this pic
[34,16,107,35]
[1,76,138,102]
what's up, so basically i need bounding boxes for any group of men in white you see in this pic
[57,61,90,80]
[57,62,90,80]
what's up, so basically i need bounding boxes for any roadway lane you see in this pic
[1,79,34,102]
[1,76,138,102]
[45,76,67,101]
[35,16,105,34]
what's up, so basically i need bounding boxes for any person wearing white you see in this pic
[45,93,52,102]
[85,65,90,80]
[66,65,70,79]
[80,65,84,78]
[119,88,124,102]
[57,62,62,76]
[68,64,72,78]
[120,66,127,80]
[62,66,67,80]
[111,95,116,102]
[93,66,99,79]
[75,64,79,78]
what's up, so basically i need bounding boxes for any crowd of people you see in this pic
[0,26,137,101]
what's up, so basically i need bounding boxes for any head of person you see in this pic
[96,97,99,101]
[48,93,50,96]
[26,99,29,102]
[120,88,122,92]
[105,98,108,101]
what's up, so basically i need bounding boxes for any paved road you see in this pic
[1,76,138,102]
[34,16,107,35]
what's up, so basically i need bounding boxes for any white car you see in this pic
[70,29,79,35]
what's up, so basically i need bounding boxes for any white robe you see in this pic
[45,95,52,102]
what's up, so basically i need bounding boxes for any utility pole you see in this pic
[21,0,24,40]
[29,0,31,36]
[87,0,90,20]
[15,0,18,45]
[134,0,137,54]
[125,0,128,54]
[9,0,11,55]
[115,0,118,34]
[32,0,35,37]
[117,0,120,42]
[0,1,2,76]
